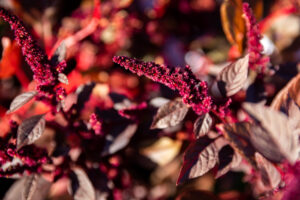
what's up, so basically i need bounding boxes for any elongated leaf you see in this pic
[177,136,219,185]
[217,122,257,168]
[276,95,300,131]
[103,123,137,155]
[58,73,69,85]
[220,0,245,53]
[271,73,300,110]
[17,114,46,150]
[217,55,249,97]
[50,41,66,64]
[7,91,37,114]
[70,168,96,200]
[243,103,298,164]
[193,113,213,139]
[255,153,281,189]
[151,98,189,129]
[216,145,242,178]
[4,175,51,200]
[23,174,38,200]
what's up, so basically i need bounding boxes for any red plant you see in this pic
[0,1,299,200]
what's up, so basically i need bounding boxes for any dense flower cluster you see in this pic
[0,7,66,106]
[113,56,212,115]
[243,3,269,73]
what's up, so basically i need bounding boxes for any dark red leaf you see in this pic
[193,113,213,138]
[17,114,46,150]
[7,91,37,114]
[177,136,220,185]
[70,168,96,200]
[243,102,299,164]
[151,98,189,129]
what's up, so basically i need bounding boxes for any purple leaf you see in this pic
[50,41,66,64]
[23,174,38,200]
[58,73,69,85]
[4,175,51,200]
[7,91,37,114]
[70,168,96,200]
[177,136,220,185]
[255,153,281,189]
[243,103,299,164]
[216,145,242,178]
[217,55,249,97]
[17,114,46,150]
[217,123,257,167]
[193,113,213,139]
[151,98,189,129]
[102,123,138,156]
[107,124,137,155]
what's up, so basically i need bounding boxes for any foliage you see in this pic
[0,0,299,199]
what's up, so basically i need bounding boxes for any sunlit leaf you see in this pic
[17,114,46,150]
[50,41,66,64]
[217,55,249,97]
[23,174,38,200]
[255,153,281,189]
[58,73,69,85]
[220,0,245,54]
[70,168,96,200]
[193,113,213,138]
[271,73,300,110]
[4,175,51,200]
[140,137,182,166]
[102,123,137,156]
[243,103,298,164]
[151,98,189,129]
[177,136,219,185]
[7,91,37,114]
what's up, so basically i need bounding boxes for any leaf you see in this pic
[217,55,249,97]
[23,174,38,200]
[271,73,300,110]
[4,175,51,200]
[217,122,257,168]
[75,82,96,112]
[255,153,281,189]
[7,91,37,114]
[216,145,242,178]
[177,136,219,185]
[70,168,96,200]
[58,73,69,85]
[102,123,138,156]
[220,0,245,54]
[250,0,264,21]
[17,114,46,150]
[149,97,170,108]
[151,98,189,129]
[193,113,213,138]
[140,137,182,166]
[50,41,66,64]
[243,103,298,164]
[275,95,300,131]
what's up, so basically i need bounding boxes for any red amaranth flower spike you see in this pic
[243,3,269,73]
[0,7,66,107]
[113,56,213,115]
